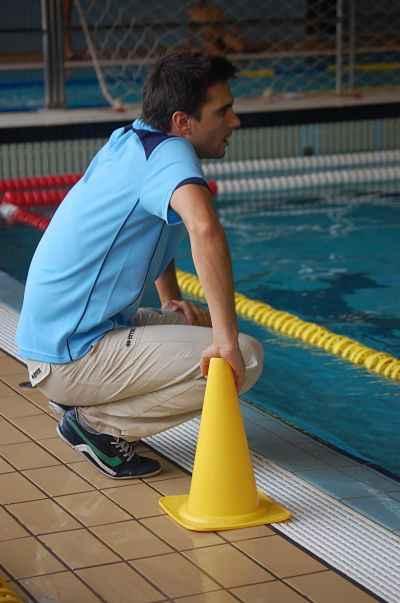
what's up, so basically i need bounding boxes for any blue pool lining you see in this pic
[241,401,400,534]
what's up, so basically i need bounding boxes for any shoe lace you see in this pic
[111,438,136,462]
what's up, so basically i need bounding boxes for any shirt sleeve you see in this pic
[139,137,209,224]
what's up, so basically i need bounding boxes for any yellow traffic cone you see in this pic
[159,357,291,531]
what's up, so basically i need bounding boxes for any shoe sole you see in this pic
[56,425,162,479]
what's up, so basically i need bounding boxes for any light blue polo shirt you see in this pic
[16,119,208,363]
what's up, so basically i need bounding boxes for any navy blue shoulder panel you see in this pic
[130,127,176,160]
[175,177,209,192]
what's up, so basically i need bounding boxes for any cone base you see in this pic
[159,490,291,532]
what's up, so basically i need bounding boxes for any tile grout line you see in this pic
[2,458,376,603]
[0,561,43,603]
[1,394,384,592]
[21,570,110,603]
[7,544,168,603]
[0,331,396,601]
[2,436,227,602]
[268,525,387,603]
[91,477,240,596]
[146,421,400,603]
[85,472,313,598]
[0,412,173,601]
[3,480,172,600]
[137,480,338,602]
[1,401,391,601]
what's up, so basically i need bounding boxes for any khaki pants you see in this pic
[28,308,264,440]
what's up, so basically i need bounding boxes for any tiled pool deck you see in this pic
[0,351,386,603]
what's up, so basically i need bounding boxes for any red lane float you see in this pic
[0,173,81,193]
[0,174,218,196]
[2,189,67,207]
[0,175,218,231]
[1,182,218,208]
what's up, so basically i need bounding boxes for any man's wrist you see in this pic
[212,333,239,351]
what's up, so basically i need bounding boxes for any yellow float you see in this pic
[177,269,400,382]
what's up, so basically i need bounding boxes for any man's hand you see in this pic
[162,299,212,327]
[200,343,245,392]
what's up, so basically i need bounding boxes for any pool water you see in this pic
[177,194,400,477]
[1,227,42,284]
[1,193,400,477]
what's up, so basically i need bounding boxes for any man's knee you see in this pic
[238,333,264,393]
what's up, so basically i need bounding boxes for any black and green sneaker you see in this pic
[57,409,161,479]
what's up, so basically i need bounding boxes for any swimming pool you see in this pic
[2,189,399,477]
[176,193,400,478]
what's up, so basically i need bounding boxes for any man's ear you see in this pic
[170,111,192,136]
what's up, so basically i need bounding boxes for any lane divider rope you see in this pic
[176,269,400,382]
[2,189,67,206]
[215,166,400,195]
[0,203,50,231]
[0,173,81,193]
[202,150,400,177]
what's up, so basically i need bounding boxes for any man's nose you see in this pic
[228,110,241,129]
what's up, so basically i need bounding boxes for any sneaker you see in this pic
[48,400,71,418]
[57,409,161,479]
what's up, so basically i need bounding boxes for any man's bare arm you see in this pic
[170,183,244,388]
[155,260,181,305]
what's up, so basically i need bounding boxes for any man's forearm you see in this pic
[189,223,238,345]
[154,260,182,306]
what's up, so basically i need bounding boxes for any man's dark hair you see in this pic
[142,50,237,132]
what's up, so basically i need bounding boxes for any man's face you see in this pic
[187,82,240,159]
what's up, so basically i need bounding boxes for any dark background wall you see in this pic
[0,1,398,58]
